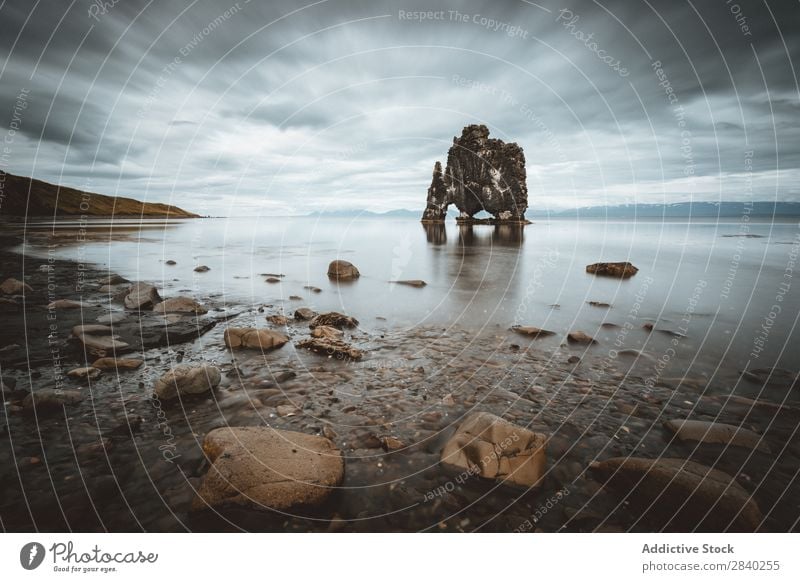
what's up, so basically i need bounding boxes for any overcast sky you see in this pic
[1,0,798,215]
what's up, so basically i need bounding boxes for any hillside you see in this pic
[0,171,199,218]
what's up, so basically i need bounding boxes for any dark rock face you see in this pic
[421,125,528,222]
[421,161,449,221]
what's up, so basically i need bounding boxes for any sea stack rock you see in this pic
[421,125,528,223]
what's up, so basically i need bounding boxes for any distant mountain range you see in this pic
[308,202,800,219]
[0,171,198,218]
[530,202,800,218]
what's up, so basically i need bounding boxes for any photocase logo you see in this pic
[20,542,46,570]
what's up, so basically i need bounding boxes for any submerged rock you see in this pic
[590,457,762,531]
[47,299,85,310]
[193,265,210,273]
[309,312,359,330]
[192,426,344,512]
[440,412,547,489]
[664,419,770,453]
[294,307,317,321]
[0,277,32,295]
[153,296,208,314]
[92,357,144,370]
[391,279,427,288]
[67,367,102,381]
[421,125,528,222]
[327,260,360,280]
[72,324,130,354]
[296,337,364,361]
[153,364,221,400]
[567,331,597,345]
[23,389,84,412]
[311,325,344,340]
[99,274,129,286]
[223,327,289,350]
[512,326,555,338]
[266,314,290,326]
[585,262,639,278]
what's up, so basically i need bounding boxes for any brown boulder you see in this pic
[71,324,130,354]
[327,260,360,280]
[123,283,161,310]
[441,412,547,489]
[567,331,597,345]
[0,277,32,295]
[192,426,344,512]
[590,457,762,531]
[223,327,289,350]
[586,262,639,278]
[153,364,221,400]
[92,357,144,370]
[266,314,290,326]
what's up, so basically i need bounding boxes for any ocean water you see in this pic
[18,215,800,379]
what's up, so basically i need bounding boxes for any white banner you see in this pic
[0,533,797,581]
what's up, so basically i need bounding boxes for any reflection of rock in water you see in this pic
[457,225,477,247]
[492,224,524,246]
[421,222,446,245]
[452,225,524,248]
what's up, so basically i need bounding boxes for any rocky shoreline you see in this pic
[1,235,799,532]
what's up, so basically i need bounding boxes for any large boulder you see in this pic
[192,426,344,512]
[153,364,221,400]
[421,125,528,222]
[223,327,289,350]
[0,277,32,295]
[586,262,639,278]
[309,312,359,330]
[590,457,762,531]
[664,419,770,453]
[440,412,547,489]
[327,260,360,280]
[153,296,208,314]
[123,283,161,310]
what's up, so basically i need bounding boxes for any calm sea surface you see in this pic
[17,216,800,379]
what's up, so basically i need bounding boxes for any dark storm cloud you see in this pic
[0,0,798,214]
